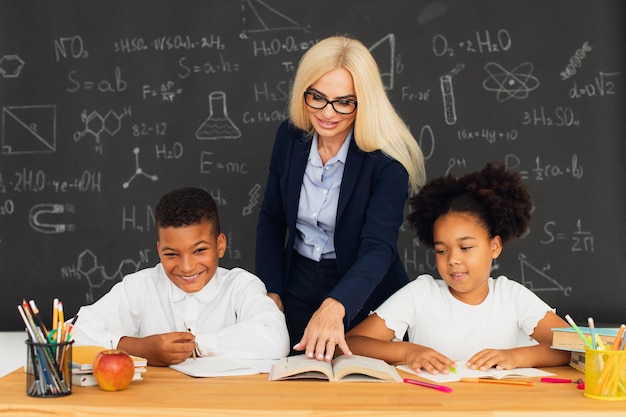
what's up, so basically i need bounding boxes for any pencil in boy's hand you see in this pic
[184,322,198,360]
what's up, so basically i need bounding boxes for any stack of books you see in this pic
[71,345,147,387]
[551,326,620,372]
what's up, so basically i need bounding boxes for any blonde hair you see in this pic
[289,35,426,192]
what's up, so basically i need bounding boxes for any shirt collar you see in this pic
[169,268,221,304]
[309,129,353,166]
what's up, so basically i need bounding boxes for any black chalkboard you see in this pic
[1,0,624,330]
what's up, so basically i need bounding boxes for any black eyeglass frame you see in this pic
[303,91,358,115]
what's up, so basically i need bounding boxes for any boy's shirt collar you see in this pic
[168,267,221,303]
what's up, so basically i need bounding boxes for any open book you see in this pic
[269,354,402,382]
[397,360,554,383]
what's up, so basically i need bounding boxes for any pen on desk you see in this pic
[403,378,453,393]
[460,378,533,386]
[564,314,593,350]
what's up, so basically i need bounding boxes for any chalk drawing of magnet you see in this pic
[29,203,75,234]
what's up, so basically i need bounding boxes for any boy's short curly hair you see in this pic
[407,162,531,247]
[155,187,220,235]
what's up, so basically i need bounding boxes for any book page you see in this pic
[397,361,553,383]
[268,354,333,381]
[332,355,402,382]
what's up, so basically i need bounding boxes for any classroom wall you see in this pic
[0,0,624,330]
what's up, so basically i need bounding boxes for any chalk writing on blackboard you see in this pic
[541,219,595,253]
[66,66,128,93]
[432,29,512,57]
[504,154,583,181]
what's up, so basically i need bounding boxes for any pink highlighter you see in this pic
[540,377,585,389]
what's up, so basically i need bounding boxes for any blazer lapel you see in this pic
[337,139,364,223]
[287,136,311,227]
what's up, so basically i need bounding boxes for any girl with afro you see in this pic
[346,162,570,375]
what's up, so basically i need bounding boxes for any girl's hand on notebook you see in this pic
[404,345,456,375]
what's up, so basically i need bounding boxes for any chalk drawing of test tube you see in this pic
[439,75,457,125]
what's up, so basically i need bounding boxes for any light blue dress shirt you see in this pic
[294,130,352,261]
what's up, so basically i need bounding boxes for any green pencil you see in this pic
[565,314,593,350]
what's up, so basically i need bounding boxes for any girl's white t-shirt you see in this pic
[374,275,554,361]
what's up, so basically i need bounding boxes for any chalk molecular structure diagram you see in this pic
[122,147,158,189]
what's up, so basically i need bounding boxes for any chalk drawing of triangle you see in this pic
[243,0,305,33]
[2,105,56,154]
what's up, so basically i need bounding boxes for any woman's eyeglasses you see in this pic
[303,91,357,115]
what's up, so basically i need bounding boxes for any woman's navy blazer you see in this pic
[255,120,410,327]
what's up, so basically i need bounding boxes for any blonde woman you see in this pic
[255,35,425,362]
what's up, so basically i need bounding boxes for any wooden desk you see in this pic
[0,365,624,417]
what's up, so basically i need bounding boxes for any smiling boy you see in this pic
[73,187,289,366]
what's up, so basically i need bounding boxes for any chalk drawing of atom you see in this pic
[482,62,540,102]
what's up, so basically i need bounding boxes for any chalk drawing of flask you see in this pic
[195,91,242,140]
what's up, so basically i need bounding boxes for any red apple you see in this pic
[92,349,135,391]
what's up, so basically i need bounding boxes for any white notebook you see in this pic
[170,357,278,377]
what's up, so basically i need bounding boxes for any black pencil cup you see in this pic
[25,339,73,397]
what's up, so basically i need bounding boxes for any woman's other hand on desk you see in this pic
[293,298,352,362]
[118,332,197,366]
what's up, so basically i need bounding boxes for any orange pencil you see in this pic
[612,324,625,350]
[460,377,533,386]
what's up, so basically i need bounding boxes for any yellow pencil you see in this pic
[52,298,59,331]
